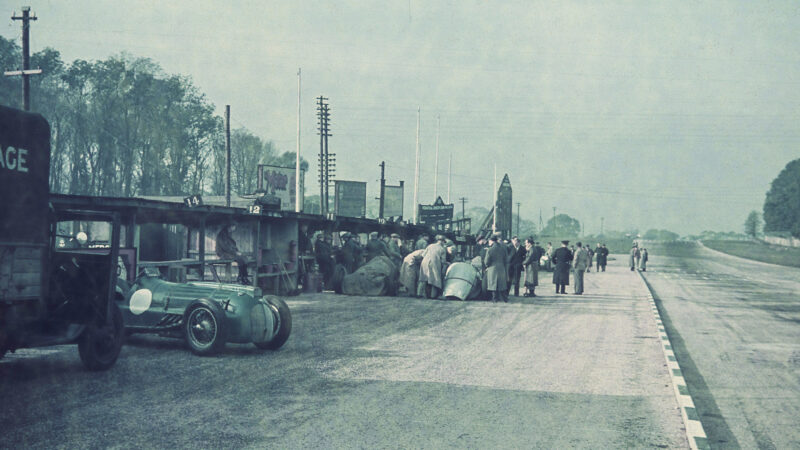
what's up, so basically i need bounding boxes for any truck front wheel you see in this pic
[78,304,125,371]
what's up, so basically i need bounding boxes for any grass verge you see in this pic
[702,239,800,268]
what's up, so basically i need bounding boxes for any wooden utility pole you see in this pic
[295,68,301,212]
[5,7,41,111]
[316,96,331,214]
[460,197,468,219]
[433,115,440,200]
[225,105,231,207]
[516,202,521,236]
[412,108,421,223]
[447,153,452,203]
[378,161,386,218]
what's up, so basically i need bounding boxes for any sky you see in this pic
[2,0,799,235]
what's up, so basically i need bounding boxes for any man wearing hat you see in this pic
[418,235,447,298]
[415,234,429,251]
[551,240,573,294]
[507,236,526,297]
[484,233,509,302]
[629,243,640,271]
[314,232,334,286]
[387,233,404,264]
[572,242,590,295]
[366,231,386,263]
[340,232,360,273]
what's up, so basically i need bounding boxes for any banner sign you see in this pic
[383,184,404,218]
[257,164,304,211]
[334,180,367,218]
[417,196,454,226]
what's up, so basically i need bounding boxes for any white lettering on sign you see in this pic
[0,146,29,173]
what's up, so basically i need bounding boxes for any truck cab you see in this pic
[0,105,124,370]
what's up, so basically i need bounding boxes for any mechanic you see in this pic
[216,222,251,285]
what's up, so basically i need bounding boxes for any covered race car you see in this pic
[443,258,486,301]
[117,275,291,355]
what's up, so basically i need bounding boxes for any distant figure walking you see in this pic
[572,242,589,295]
[552,240,573,294]
[596,243,608,272]
[640,248,648,272]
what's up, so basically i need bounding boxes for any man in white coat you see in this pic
[572,242,590,295]
[418,235,447,299]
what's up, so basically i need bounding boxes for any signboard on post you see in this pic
[257,164,304,212]
[334,180,367,218]
[383,184,404,218]
[417,196,454,226]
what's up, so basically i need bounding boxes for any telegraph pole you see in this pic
[317,96,331,214]
[412,107,421,223]
[539,209,544,233]
[460,197,468,219]
[5,7,41,111]
[225,105,231,207]
[433,115,440,199]
[552,207,556,235]
[516,202,521,236]
[295,68,301,212]
[378,161,386,218]
[447,153,452,203]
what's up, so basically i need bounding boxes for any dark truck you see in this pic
[0,105,124,370]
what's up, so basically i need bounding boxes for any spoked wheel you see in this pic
[78,304,125,371]
[184,300,226,356]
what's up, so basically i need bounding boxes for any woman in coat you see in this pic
[522,237,538,297]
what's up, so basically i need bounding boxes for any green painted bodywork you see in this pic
[119,276,278,345]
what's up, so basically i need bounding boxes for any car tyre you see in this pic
[78,304,125,371]
[255,296,291,350]
[184,300,227,356]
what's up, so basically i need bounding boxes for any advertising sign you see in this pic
[334,180,367,218]
[257,164,304,211]
[383,184,404,218]
[417,196,454,226]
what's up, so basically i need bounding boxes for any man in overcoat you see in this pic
[507,236,526,296]
[366,231,388,262]
[484,234,509,302]
[418,235,447,298]
[551,240,573,294]
[640,248,648,271]
[522,237,540,297]
[629,243,640,271]
[572,242,590,294]
[399,248,425,296]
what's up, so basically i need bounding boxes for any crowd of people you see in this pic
[301,223,646,301]
[629,243,648,271]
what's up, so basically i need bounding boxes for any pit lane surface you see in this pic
[641,241,800,449]
[1,264,685,448]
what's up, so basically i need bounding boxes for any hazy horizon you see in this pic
[3,1,798,235]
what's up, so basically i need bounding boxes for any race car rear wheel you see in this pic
[184,300,226,356]
[78,304,125,371]
[254,296,291,350]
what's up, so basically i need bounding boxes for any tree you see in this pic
[744,211,762,238]
[540,214,581,237]
[764,158,800,238]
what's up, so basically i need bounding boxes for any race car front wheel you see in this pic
[254,296,291,350]
[184,300,226,356]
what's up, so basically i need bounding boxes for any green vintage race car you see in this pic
[116,275,291,355]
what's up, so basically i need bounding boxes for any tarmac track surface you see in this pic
[641,241,800,449]
[1,264,686,448]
